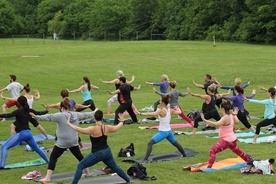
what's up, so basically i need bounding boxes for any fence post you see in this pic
[150,31,152,40]
[12,35,14,45]
[74,32,76,43]
[136,31,139,41]
[27,34,29,45]
[119,31,121,41]
[43,34,45,45]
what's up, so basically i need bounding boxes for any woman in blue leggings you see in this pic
[67,110,130,184]
[0,96,49,168]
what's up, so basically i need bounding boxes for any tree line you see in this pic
[0,0,275,43]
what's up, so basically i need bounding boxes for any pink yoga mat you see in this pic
[140,123,192,130]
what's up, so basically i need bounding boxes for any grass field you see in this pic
[0,39,276,184]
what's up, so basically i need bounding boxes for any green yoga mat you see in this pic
[5,158,47,169]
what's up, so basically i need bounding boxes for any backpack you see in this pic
[127,163,156,180]
[117,143,135,157]
[187,109,201,121]
[123,118,134,125]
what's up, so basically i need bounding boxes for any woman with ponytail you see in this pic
[201,101,251,168]
[222,86,256,133]
[187,84,230,134]
[0,96,49,169]
[68,76,99,112]
[139,95,186,163]
[30,97,97,182]
[244,87,276,144]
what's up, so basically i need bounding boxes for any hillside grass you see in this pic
[0,39,275,184]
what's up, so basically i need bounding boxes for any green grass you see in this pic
[0,39,276,184]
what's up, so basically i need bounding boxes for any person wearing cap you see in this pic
[0,75,24,122]
[107,77,140,125]
[100,70,137,115]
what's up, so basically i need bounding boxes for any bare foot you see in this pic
[1,118,6,122]
[40,178,51,182]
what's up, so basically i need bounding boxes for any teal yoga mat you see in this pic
[207,131,266,139]
[238,136,276,144]
[5,158,47,169]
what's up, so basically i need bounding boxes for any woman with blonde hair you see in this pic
[187,84,230,134]
[146,74,170,111]
[100,70,136,115]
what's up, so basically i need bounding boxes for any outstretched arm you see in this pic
[245,89,256,99]
[242,81,250,89]
[1,92,17,102]
[33,89,40,100]
[133,85,141,91]
[99,78,118,85]
[68,86,83,93]
[139,109,163,116]
[36,125,49,139]
[67,117,94,135]
[201,113,226,127]
[74,103,91,109]
[259,86,268,92]
[146,81,154,85]
[187,87,209,100]
[91,84,99,90]
[217,89,231,99]
[0,88,7,93]
[107,113,124,132]
[126,75,135,84]
[193,80,204,89]
[107,89,120,94]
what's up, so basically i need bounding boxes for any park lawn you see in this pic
[0,39,275,184]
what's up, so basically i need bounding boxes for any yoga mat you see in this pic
[174,129,219,135]
[123,148,197,163]
[5,158,47,169]
[44,142,91,154]
[139,123,192,130]
[207,131,266,139]
[68,175,140,184]
[0,134,55,145]
[35,168,109,182]
[184,157,248,172]
[238,136,276,144]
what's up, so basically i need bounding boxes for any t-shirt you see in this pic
[118,83,134,104]
[154,82,170,93]
[203,80,218,94]
[6,82,24,98]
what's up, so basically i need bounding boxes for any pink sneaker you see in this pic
[21,170,41,180]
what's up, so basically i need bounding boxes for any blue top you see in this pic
[222,94,255,110]
[248,99,276,119]
[154,82,170,93]
[81,85,92,102]
[221,83,249,96]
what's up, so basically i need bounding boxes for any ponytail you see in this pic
[83,77,91,91]
[24,84,30,93]
[161,95,171,105]
[169,81,177,89]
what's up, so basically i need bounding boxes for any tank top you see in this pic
[219,115,236,142]
[25,95,34,109]
[81,84,92,101]
[90,124,108,152]
[158,108,171,131]
[204,94,217,112]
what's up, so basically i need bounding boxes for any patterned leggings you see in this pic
[208,139,249,168]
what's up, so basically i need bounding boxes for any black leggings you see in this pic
[255,117,276,135]
[48,145,84,170]
[194,110,221,128]
[76,99,96,112]
[237,110,252,129]
[114,101,137,125]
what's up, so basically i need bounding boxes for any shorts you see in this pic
[107,95,118,104]
[5,101,17,108]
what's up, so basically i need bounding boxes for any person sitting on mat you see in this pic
[139,95,186,163]
[244,87,276,144]
[153,80,193,126]
[0,96,49,169]
[200,101,252,168]
[67,110,130,184]
[221,86,256,133]
[187,84,230,134]
[30,97,96,182]
[146,74,170,111]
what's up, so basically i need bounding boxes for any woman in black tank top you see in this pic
[187,84,230,134]
[67,110,130,184]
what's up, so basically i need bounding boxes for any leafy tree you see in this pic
[0,0,16,34]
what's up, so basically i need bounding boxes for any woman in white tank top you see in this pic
[139,95,186,163]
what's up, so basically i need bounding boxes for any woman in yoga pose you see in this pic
[154,80,193,125]
[222,86,256,133]
[67,110,130,184]
[146,74,170,111]
[201,101,251,168]
[68,76,99,112]
[1,84,48,138]
[244,87,276,144]
[139,95,186,163]
[0,96,49,169]
[187,84,230,134]
[100,70,137,115]
[30,97,96,182]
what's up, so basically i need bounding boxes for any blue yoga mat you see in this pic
[207,131,266,139]
[5,158,47,169]
[238,136,276,144]
[0,134,55,145]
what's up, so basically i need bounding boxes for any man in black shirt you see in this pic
[107,77,140,124]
